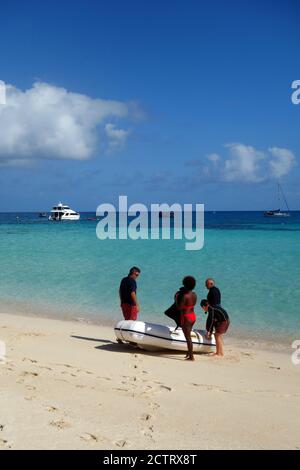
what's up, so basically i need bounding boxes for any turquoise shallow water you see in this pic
[0,212,300,343]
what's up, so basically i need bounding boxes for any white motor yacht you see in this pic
[49,202,80,221]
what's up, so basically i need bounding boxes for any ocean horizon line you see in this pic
[1,209,300,214]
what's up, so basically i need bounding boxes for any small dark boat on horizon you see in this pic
[264,209,290,218]
[264,183,290,218]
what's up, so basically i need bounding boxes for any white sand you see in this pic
[0,312,299,450]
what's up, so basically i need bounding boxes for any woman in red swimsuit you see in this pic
[175,276,197,361]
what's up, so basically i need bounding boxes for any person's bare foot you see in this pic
[211,352,223,357]
[185,356,195,361]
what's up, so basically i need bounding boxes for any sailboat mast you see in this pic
[279,183,290,212]
[277,182,281,210]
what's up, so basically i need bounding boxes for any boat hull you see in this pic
[49,214,80,221]
[264,212,290,217]
[114,320,216,352]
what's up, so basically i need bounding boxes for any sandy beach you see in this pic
[0,312,299,450]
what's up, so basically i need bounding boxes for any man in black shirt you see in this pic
[119,266,141,320]
[206,278,221,306]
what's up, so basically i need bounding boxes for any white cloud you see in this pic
[223,143,266,182]
[268,147,296,178]
[105,123,130,152]
[0,81,134,166]
[207,153,221,164]
[189,143,296,183]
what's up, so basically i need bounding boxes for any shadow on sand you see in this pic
[70,334,210,360]
[71,335,114,344]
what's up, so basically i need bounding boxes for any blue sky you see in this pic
[0,0,299,211]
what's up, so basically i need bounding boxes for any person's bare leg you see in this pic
[186,324,194,360]
[182,322,195,361]
[212,333,224,356]
[219,335,224,356]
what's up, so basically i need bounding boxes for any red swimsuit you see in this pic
[180,305,197,326]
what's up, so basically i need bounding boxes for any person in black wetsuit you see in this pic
[205,278,221,306]
[200,299,230,357]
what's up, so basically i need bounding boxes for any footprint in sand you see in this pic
[74,368,93,375]
[80,433,110,445]
[141,429,154,439]
[141,423,155,442]
[46,406,58,413]
[80,433,98,442]
[39,366,53,371]
[49,419,71,430]
[22,371,39,377]
[150,402,160,411]
[55,378,69,384]
[115,439,128,448]
[159,384,172,392]
[221,355,240,363]
[191,383,231,393]
[141,413,152,421]
[55,363,73,369]
[241,352,254,359]
[0,438,13,449]
[140,384,171,399]
[22,358,38,364]
[113,387,130,393]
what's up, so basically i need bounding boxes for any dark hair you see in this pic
[200,299,209,307]
[129,266,141,275]
[182,276,196,291]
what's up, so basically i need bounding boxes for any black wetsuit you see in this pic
[207,286,221,306]
[206,305,229,334]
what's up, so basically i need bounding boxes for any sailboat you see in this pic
[264,183,290,217]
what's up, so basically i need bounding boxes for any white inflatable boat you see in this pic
[114,320,216,352]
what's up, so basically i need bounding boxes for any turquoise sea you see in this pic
[0,211,300,343]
